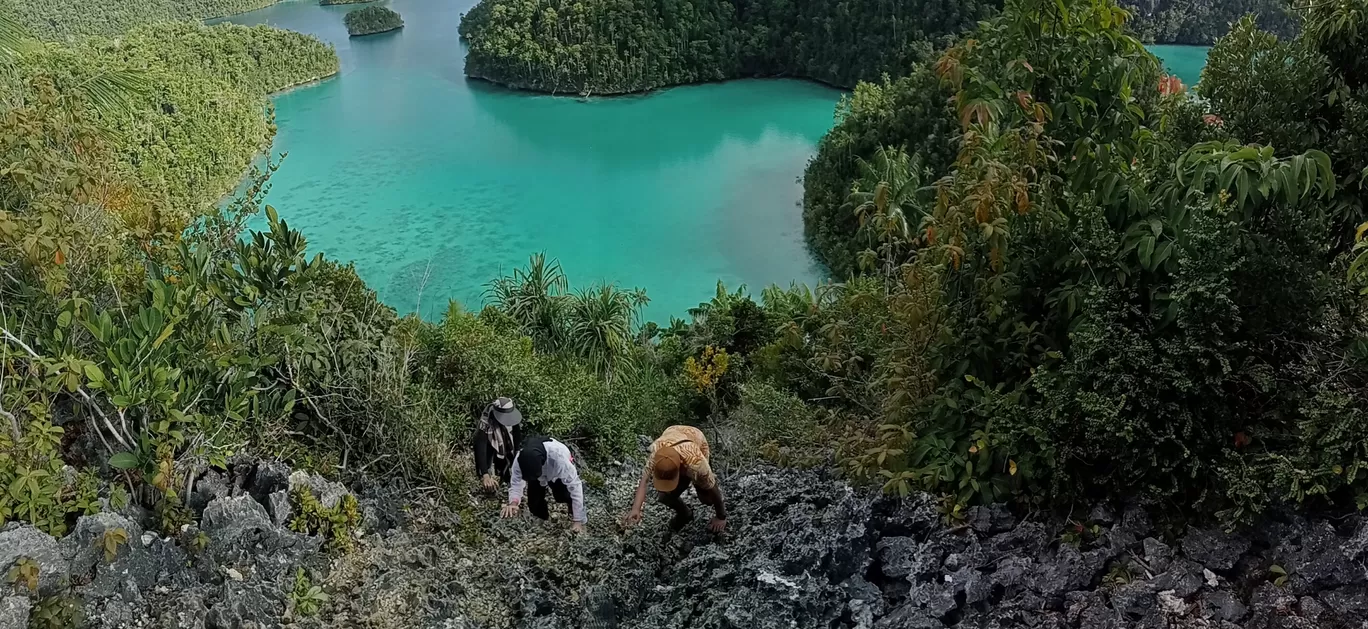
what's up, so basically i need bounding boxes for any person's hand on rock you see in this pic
[708,517,727,533]
[621,509,643,529]
[481,474,498,491]
[571,521,585,534]
[500,503,519,518]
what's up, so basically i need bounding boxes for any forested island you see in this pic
[4,0,1368,625]
[345,5,403,36]
[322,0,372,5]
[0,0,286,39]
[457,0,998,94]
[1119,0,1297,44]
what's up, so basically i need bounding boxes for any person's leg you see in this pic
[550,480,572,517]
[658,476,694,530]
[526,482,550,520]
[694,482,727,528]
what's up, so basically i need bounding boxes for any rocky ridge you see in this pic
[1,460,1365,628]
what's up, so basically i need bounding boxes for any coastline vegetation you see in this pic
[0,0,285,41]
[4,0,1368,555]
[457,0,998,94]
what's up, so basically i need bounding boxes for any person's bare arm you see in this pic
[622,467,651,527]
[695,459,727,532]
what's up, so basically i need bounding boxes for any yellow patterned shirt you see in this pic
[643,425,716,490]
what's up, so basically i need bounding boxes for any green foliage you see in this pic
[485,253,650,384]
[345,6,404,37]
[321,0,371,4]
[458,0,996,94]
[1,0,284,41]
[1060,521,1103,547]
[904,0,1339,515]
[189,529,210,555]
[0,312,101,535]
[1201,13,1368,242]
[707,0,1368,524]
[1117,0,1296,45]
[1103,561,1133,586]
[803,70,958,275]
[101,527,128,562]
[288,488,361,553]
[7,557,39,593]
[108,484,128,511]
[731,382,826,466]
[27,595,84,629]
[1269,563,1289,587]
[289,567,330,617]
[5,21,338,228]
[425,303,681,457]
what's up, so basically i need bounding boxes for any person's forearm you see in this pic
[473,434,492,475]
[508,460,524,504]
[570,481,587,523]
[630,472,650,511]
[704,486,727,520]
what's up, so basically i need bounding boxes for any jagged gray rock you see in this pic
[289,470,350,509]
[267,489,292,527]
[60,512,142,586]
[0,595,31,628]
[189,469,231,513]
[1181,528,1251,572]
[18,459,1366,629]
[0,523,67,595]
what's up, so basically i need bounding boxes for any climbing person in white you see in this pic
[501,436,586,532]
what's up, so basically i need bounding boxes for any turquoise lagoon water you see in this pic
[222,0,840,320]
[1150,44,1211,87]
[223,1,1212,320]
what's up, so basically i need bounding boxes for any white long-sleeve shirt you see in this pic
[508,439,586,523]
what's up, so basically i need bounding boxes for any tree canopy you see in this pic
[776,0,1368,520]
[0,0,284,41]
[458,0,1000,94]
[1117,0,1297,44]
[345,6,403,36]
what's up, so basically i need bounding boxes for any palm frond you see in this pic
[71,68,154,118]
[0,13,27,60]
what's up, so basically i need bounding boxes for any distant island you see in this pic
[345,6,403,36]
[321,0,372,5]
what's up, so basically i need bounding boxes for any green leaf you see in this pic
[108,453,140,470]
[151,322,176,350]
[1151,241,1173,269]
[1137,236,1155,269]
[83,363,105,384]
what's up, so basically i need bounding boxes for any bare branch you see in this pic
[1,326,131,451]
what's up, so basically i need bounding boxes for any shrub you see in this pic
[289,488,361,552]
[426,305,681,458]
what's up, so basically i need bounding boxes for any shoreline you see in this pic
[202,0,289,23]
[461,41,1210,99]
[268,69,341,97]
[462,71,851,100]
[208,69,341,208]
[349,25,403,37]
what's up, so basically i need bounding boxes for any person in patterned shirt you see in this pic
[621,425,728,533]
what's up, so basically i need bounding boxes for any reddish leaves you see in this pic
[1158,75,1185,97]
